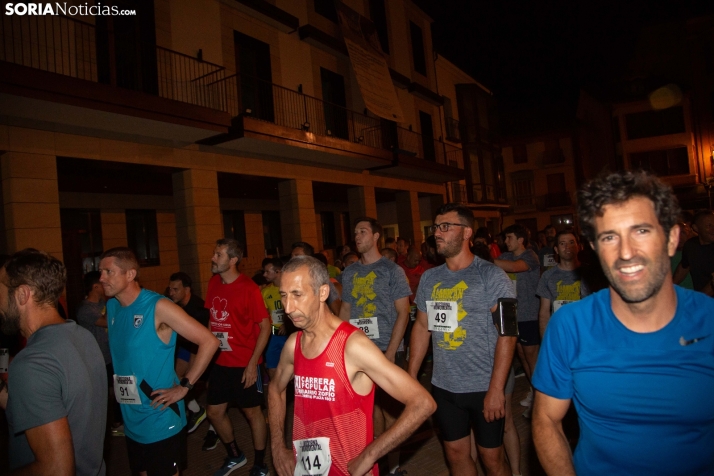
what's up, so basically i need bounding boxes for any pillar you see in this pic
[241,211,265,273]
[1,152,62,258]
[172,168,222,297]
[279,179,318,254]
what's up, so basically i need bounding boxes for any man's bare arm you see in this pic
[672,262,689,285]
[407,310,431,379]
[483,333,516,422]
[539,297,552,338]
[384,296,410,362]
[11,418,74,476]
[152,299,219,407]
[242,317,272,388]
[532,391,575,476]
[346,333,436,475]
[338,300,351,322]
[268,335,297,476]
[494,258,530,273]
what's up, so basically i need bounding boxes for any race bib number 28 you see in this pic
[426,301,459,333]
[350,317,379,340]
[293,437,331,476]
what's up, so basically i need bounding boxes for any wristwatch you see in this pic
[179,378,194,390]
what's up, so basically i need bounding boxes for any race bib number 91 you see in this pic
[113,374,141,405]
[426,301,458,333]
[293,437,331,476]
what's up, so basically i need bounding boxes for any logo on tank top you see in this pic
[211,297,230,322]
[133,315,143,328]
[294,375,336,401]
[430,281,468,351]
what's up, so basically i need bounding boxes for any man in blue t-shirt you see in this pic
[532,170,714,476]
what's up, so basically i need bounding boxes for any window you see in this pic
[262,211,283,256]
[223,210,248,257]
[545,173,571,207]
[629,147,690,176]
[409,21,426,76]
[369,0,389,54]
[314,0,337,22]
[511,171,535,206]
[320,212,337,248]
[513,144,527,164]
[125,209,160,266]
[625,106,686,140]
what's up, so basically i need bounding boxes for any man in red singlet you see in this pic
[268,256,435,476]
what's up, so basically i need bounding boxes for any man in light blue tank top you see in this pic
[533,171,714,475]
[100,247,219,476]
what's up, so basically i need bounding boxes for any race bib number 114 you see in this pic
[293,437,331,476]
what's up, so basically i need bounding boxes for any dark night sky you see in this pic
[413,0,714,132]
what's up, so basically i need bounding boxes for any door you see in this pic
[60,210,103,318]
[320,68,349,140]
[235,31,274,122]
[419,111,436,161]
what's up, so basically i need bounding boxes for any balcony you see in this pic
[445,117,460,142]
[0,14,231,141]
[472,183,507,205]
[449,181,468,203]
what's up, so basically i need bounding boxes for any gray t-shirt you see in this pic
[416,256,515,393]
[499,249,540,322]
[341,257,412,352]
[538,244,557,269]
[76,300,111,365]
[7,321,107,475]
[536,266,591,312]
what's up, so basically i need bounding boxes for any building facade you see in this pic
[0,0,503,313]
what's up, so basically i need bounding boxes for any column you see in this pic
[172,168,222,297]
[1,153,62,258]
[279,179,318,253]
[241,211,265,273]
[396,190,423,245]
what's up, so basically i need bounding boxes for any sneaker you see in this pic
[249,464,270,476]
[111,424,124,437]
[520,389,533,407]
[187,406,207,434]
[202,430,219,451]
[213,454,247,476]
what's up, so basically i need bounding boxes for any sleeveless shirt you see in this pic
[108,289,186,444]
[293,322,377,476]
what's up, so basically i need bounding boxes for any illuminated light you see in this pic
[648,84,682,110]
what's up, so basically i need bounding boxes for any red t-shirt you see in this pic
[400,263,426,298]
[293,322,377,476]
[206,273,269,367]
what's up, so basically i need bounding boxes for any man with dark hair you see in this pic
[340,216,413,475]
[381,247,398,262]
[205,239,271,476]
[1,249,107,475]
[495,224,541,415]
[475,227,501,260]
[536,228,590,337]
[167,271,210,435]
[396,237,409,264]
[533,170,714,475]
[291,241,315,258]
[269,256,436,476]
[409,203,516,476]
[100,247,219,476]
[77,270,123,435]
[673,210,714,295]
[385,237,397,251]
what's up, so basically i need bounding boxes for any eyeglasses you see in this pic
[429,222,469,233]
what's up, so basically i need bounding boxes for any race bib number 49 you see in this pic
[113,374,141,405]
[350,317,379,340]
[293,437,331,476]
[426,301,458,333]
[212,331,232,351]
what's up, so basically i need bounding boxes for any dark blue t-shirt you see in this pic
[533,286,714,475]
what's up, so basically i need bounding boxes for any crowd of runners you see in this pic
[1,169,714,476]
